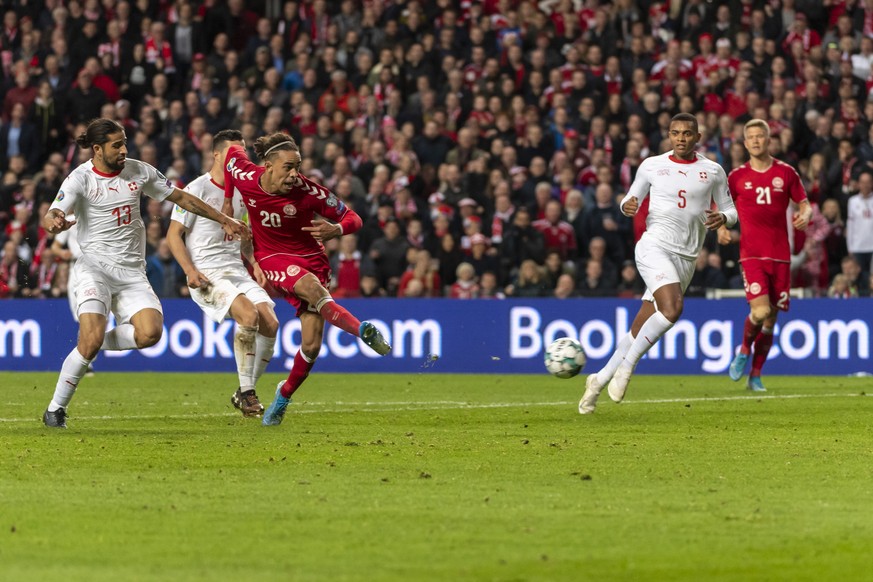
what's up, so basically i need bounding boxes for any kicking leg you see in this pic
[295,274,391,355]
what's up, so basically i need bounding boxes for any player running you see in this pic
[167,129,280,417]
[579,113,738,414]
[220,132,391,426]
[41,118,248,428]
[722,119,811,391]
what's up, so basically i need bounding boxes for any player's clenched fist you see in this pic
[222,217,251,240]
[620,197,639,217]
[42,208,77,234]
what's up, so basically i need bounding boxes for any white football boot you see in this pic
[578,374,604,414]
[607,366,633,403]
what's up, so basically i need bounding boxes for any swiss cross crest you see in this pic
[744,182,753,189]
[283,204,297,216]
[128,182,138,192]
[699,171,708,182]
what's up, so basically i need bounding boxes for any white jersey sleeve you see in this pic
[134,160,175,202]
[171,174,245,271]
[49,173,85,217]
[711,166,738,228]
[621,158,654,214]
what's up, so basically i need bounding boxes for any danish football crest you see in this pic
[287,265,300,277]
[283,204,297,216]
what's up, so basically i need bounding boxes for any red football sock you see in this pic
[741,315,763,355]
[318,299,361,336]
[750,330,774,377]
[280,350,315,398]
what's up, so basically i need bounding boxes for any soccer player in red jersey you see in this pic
[221,132,391,426]
[722,119,811,392]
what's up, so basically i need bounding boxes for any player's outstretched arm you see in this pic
[167,188,250,241]
[167,221,210,289]
[42,208,77,234]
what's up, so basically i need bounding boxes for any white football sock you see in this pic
[48,348,93,411]
[253,333,276,386]
[596,332,634,386]
[101,323,138,351]
[234,325,258,391]
[620,311,675,371]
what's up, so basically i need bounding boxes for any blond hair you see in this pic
[743,119,770,139]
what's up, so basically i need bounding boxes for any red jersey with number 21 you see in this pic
[727,159,807,262]
[223,144,354,261]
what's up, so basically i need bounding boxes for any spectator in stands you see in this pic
[0,102,39,173]
[369,218,409,295]
[449,262,479,299]
[505,259,549,298]
[397,248,441,298]
[846,170,873,276]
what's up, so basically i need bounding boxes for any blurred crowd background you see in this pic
[2,0,873,301]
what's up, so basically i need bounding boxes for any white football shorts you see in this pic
[190,266,275,323]
[73,255,162,324]
[636,233,696,303]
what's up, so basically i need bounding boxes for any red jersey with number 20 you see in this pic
[223,144,357,261]
[728,159,807,262]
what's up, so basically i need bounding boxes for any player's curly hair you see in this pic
[76,118,125,149]
[253,133,299,161]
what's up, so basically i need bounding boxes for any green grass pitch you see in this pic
[2,371,872,582]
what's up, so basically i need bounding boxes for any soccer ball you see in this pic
[544,337,587,379]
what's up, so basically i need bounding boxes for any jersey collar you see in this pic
[668,154,697,165]
[91,165,122,178]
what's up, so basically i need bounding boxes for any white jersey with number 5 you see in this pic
[171,174,245,271]
[621,151,737,260]
[48,159,175,270]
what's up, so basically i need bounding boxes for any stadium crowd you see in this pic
[2,0,873,300]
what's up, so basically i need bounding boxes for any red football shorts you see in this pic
[258,253,332,316]
[740,258,791,311]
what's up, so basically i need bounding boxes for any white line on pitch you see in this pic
[0,393,868,423]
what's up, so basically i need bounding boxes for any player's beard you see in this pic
[104,156,126,172]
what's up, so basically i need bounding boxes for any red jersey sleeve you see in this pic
[727,167,742,202]
[786,165,807,205]
[223,144,260,198]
